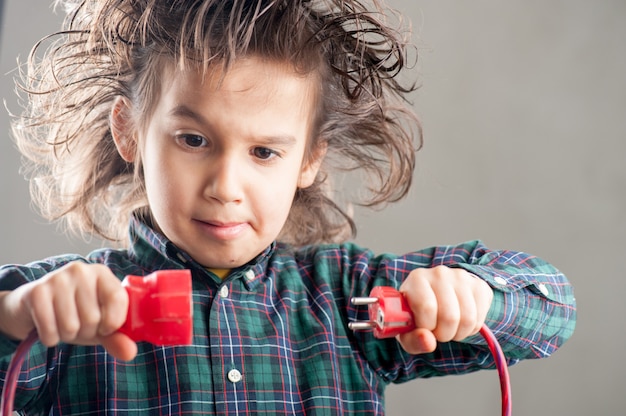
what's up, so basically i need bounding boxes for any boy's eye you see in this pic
[252,147,277,160]
[177,134,207,148]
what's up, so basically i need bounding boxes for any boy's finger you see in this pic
[99,332,138,362]
[97,272,129,336]
[452,286,478,341]
[28,284,61,346]
[397,328,437,355]
[430,280,460,343]
[400,273,437,331]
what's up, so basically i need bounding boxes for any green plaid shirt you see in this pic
[0,216,575,415]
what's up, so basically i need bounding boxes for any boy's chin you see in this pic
[193,250,259,270]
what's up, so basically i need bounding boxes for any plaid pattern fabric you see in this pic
[0,217,575,415]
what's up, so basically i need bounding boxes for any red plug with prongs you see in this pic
[348,286,416,338]
[118,269,193,346]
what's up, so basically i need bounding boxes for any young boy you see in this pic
[0,0,575,414]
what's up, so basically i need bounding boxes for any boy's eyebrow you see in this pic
[256,134,298,147]
[167,104,298,146]
[168,104,207,124]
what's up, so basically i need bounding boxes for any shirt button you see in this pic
[244,269,255,281]
[494,276,507,285]
[219,285,229,298]
[537,283,549,296]
[228,369,242,383]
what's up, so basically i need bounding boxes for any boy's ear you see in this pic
[298,141,327,188]
[110,96,137,163]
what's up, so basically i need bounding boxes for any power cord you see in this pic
[479,323,512,416]
[2,281,511,415]
[0,330,37,415]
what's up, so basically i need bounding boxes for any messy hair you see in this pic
[12,0,421,247]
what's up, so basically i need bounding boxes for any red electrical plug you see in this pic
[118,269,193,346]
[348,286,415,338]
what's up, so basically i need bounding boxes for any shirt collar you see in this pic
[126,213,275,290]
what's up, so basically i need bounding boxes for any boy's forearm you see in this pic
[392,240,575,360]
[458,256,576,359]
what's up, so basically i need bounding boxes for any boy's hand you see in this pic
[396,266,493,354]
[0,262,137,361]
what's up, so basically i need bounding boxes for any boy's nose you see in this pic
[204,155,244,204]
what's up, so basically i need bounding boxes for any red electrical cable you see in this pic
[1,327,511,416]
[0,329,38,416]
[2,282,511,415]
[480,324,512,416]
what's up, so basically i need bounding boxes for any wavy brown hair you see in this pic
[12,0,421,247]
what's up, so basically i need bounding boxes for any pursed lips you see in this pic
[193,218,250,239]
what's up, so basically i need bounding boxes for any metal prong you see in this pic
[350,296,378,306]
[348,321,377,331]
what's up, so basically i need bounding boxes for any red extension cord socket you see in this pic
[119,269,193,345]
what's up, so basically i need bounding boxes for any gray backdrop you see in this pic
[1,1,624,415]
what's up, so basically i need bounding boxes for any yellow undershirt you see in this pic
[209,268,231,280]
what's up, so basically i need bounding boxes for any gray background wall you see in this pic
[1,1,624,415]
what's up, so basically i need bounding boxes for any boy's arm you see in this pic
[453,242,576,359]
[0,262,133,356]
[0,259,135,411]
[345,240,576,381]
[0,264,52,410]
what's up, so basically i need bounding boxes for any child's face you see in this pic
[119,57,322,268]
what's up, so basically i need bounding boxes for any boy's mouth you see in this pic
[193,219,250,240]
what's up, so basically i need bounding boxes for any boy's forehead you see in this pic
[149,57,319,138]
[170,57,317,89]
[160,57,318,110]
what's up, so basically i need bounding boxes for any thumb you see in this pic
[397,328,438,355]
[99,332,138,361]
